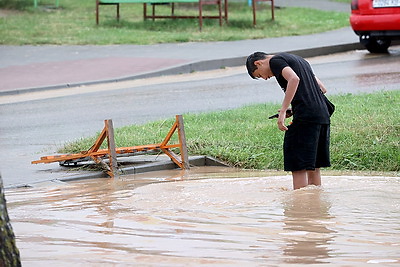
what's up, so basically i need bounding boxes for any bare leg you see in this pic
[307,168,321,186]
[292,170,308,190]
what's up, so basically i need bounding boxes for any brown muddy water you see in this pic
[5,167,400,266]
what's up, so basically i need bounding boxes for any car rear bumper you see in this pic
[350,13,400,31]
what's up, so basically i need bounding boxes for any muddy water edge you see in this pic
[5,167,400,266]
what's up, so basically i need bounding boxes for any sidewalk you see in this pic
[0,0,358,95]
[0,27,361,95]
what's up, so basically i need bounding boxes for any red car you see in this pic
[350,0,400,53]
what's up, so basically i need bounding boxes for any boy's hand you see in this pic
[277,110,288,131]
[282,108,293,118]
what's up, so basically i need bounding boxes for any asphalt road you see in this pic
[1,47,399,187]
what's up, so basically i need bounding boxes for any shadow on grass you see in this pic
[99,16,278,31]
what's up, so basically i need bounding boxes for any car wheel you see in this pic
[360,35,391,53]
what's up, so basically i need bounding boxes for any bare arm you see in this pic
[315,76,327,94]
[278,66,299,131]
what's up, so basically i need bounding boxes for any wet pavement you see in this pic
[6,167,400,266]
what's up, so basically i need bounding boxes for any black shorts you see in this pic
[283,121,331,172]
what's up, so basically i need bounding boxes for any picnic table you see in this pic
[96,0,274,29]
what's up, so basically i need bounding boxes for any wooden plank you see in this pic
[90,155,113,177]
[88,127,107,153]
[176,115,190,169]
[32,153,90,164]
[161,148,183,169]
[105,119,119,178]
[161,121,177,147]
[32,142,181,164]
[32,144,164,164]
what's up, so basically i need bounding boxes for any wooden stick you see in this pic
[105,119,119,178]
[176,115,189,169]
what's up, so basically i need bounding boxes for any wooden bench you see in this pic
[96,0,228,30]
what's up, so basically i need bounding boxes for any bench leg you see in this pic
[199,0,203,31]
[218,0,222,26]
[96,2,119,25]
[224,0,228,24]
[252,0,274,25]
[252,0,256,26]
[271,0,274,20]
[96,0,99,24]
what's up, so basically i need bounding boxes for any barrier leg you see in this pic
[176,115,189,169]
[106,120,119,178]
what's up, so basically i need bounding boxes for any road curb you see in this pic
[5,156,229,189]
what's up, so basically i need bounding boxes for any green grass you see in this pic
[0,0,350,44]
[61,91,400,173]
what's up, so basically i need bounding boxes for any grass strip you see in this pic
[61,90,400,173]
[0,0,349,45]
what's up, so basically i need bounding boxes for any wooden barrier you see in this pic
[32,115,190,177]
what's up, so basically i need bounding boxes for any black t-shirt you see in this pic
[270,53,330,124]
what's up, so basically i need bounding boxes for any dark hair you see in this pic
[246,52,268,79]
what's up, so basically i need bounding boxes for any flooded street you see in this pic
[6,167,400,266]
[1,48,400,187]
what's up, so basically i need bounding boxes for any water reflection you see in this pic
[282,188,335,264]
[355,72,400,87]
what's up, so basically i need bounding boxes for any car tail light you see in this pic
[351,0,359,10]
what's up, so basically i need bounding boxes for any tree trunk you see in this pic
[0,174,21,267]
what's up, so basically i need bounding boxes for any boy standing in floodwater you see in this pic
[246,52,333,190]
